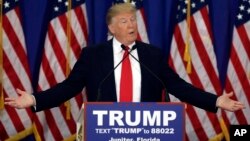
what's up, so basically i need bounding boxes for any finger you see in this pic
[16,88,25,96]
[234,102,245,107]
[232,104,245,110]
[4,97,16,101]
[226,91,234,97]
[5,101,16,106]
[235,104,245,109]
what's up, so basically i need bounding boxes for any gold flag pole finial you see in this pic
[0,0,4,110]
[184,0,192,74]
[64,0,72,120]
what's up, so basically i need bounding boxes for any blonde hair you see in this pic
[106,3,136,25]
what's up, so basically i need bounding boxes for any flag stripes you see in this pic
[136,8,149,43]
[169,1,223,140]
[0,1,33,140]
[33,1,88,140]
[224,22,250,126]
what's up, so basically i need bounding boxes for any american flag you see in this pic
[0,0,34,140]
[33,0,88,140]
[168,0,224,140]
[224,0,250,130]
[113,0,149,43]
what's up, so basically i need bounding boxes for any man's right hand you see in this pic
[5,88,35,109]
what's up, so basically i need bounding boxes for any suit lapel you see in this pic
[136,41,148,101]
[99,40,114,77]
[98,40,117,101]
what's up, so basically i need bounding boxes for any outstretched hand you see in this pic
[216,91,245,112]
[5,88,35,109]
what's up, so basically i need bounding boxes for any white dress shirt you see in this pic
[112,38,141,102]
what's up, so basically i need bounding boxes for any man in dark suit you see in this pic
[5,3,245,113]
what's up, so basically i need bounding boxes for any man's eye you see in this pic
[131,18,136,21]
[120,20,127,23]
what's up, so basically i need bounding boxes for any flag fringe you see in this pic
[209,132,224,141]
[5,127,33,141]
[219,118,230,141]
[0,91,3,109]
[33,122,77,141]
[63,134,76,141]
[33,123,42,141]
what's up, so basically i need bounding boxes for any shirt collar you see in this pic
[113,37,135,54]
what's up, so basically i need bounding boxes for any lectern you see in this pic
[77,102,185,141]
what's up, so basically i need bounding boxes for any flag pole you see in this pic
[184,0,192,74]
[64,0,72,120]
[0,0,4,110]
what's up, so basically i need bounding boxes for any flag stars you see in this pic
[58,0,63,2]
[178,5,181,10]
[54,6,59,12]
[191,2,196,8]
[4,1,10,9]
[239,5,245,11]
[131,1,136,6]
[237,13,243,20]
[65,1,68,6]
[182,8,187,14]
[247,8,250,13]
[200,0,205,3]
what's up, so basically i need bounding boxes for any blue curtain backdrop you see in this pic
[18,0,237,140]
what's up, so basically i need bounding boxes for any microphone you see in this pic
[96,45,136,101]
[122,44,170,102]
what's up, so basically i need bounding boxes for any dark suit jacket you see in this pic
[34,40,218,112]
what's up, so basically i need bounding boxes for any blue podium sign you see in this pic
[84,102,185,141]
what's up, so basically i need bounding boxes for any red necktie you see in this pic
[120,46,133,102]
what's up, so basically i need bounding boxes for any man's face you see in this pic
[108,12,138,46]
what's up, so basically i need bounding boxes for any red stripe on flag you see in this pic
[75,6,88,44]
[173,26,209,139]
[200,7,214,42]
[230,46,250,104]
[3,16,31,76]
[33,114,46,141]
[237,26,250,59]
[0,121,9,140]
[58,15,81,58]
[47,24,67,76]
[225,76,248,124]
[139,8,147,27]
[3,51,33,119]
[41,53,58,87]
[190,13,222,94]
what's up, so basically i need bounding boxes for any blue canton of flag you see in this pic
[2,0,20,14]
[50,0,85,20]
[176,0,209,22]
[235,0,250,26]
[113,0,143,9]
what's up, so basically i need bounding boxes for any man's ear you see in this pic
[108,24,115,35]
